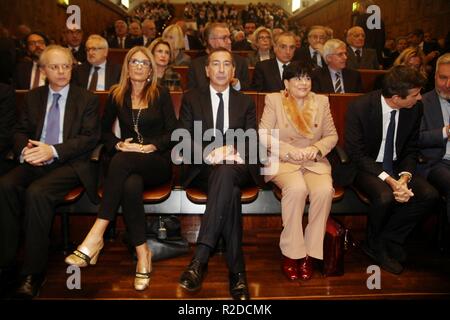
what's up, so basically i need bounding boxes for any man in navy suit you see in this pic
[312,39,363,94]
[346,26,380,70]
[418,53,450,234]
[345,65,438,274]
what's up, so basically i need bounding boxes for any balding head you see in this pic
[347,26,365,49]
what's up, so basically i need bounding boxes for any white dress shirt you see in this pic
[88,61,106,91]
[209,85,230,134]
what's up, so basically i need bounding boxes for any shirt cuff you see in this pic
[19,147,26,163]
[443,127,448,139]
[399,171,412,182]
[51,146,59,159]
[378,171,390,181]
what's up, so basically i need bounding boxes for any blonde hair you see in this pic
[162,24,185,50]
[149,38,173,62]
[110,46,159,107]
[436,52,450,70]
[39,45,74,66]
[393,47,427,77]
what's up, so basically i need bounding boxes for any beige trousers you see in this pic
[272,169,334,260]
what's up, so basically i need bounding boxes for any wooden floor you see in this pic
[33,215,450,300]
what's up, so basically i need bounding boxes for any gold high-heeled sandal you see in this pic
[134,251,152,291]
[65,241,104,267]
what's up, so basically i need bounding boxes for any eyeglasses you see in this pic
[86,47,106,52]
[129,59,151,68]
[309,35,326,41]
[28,40,45,46]
[258,35,271,40]
[211,35,231,41]
[46,64,72,71]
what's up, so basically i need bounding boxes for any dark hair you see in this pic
[382,65,427,98]
[26,31,49,45]
[282,61,313,81]
[206,47,235,66]
[410,29,424,38]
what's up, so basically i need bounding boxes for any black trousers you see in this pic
[98,151,171,247]
[0,162,80,275]
[191,164,251,274]
[427,160,450,223]
[354,171,439,251]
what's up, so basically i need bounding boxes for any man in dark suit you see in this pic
[0,83,16,175]
[293,26,327,70]
[63,25,86,64]
[187,23,249,91]
[128,21,144,47]
[71,35,121,91]
[14,32,48,90]
[345,65,438,274]
[251,31,296,92]
[0,45,100,299]
[312,39,363,94]
[346,26,380,70]
[108,20,136,49]
[418,53,450,234]
[142,19,157,47]
[178,48,260,300]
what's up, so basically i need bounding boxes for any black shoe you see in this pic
[12,273,46,300]
[229,272,250,300]
[386,242,407,263]
[377,250,403,274]
[360,241,377,261]
[179,259,207,292]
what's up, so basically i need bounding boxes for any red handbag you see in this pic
[323,217,347,276]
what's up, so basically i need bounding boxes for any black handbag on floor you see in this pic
[124,216,190,261]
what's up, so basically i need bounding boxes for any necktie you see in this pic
[282,63,287,79]
[383,110,397,175]
[334,72,343,93]
[45,93,62,145]
[216,92,224,135]
[120,37,124,48]
[88,66,100,91]
[312,51,319,67]
[355,49,362,64]
[32,64,40,89]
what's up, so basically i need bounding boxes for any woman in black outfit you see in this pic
[65,46,177,291]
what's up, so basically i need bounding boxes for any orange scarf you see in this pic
[281,92,315,139]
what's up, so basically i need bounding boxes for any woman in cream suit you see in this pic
[259,62,338,281]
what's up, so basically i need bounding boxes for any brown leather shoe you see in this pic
[298,256,314,280]
[282,256,299,281]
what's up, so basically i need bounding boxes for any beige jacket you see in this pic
[259,91,338,181]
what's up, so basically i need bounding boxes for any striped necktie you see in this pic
[334,72,343,93]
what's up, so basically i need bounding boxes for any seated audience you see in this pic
[141,19,157,47]
[176,20,204,50]
[418,53,450,245]
[246,27,274,66]
[109,20,137,49]
[259,62,338,281]
[0,45,100,299]
[162,24,191,66]
[63,25,86,64]
[149,39,182,90]
[293,26,327,70]
[345,65,439,275]
[14,32,48,89]
[252,31,296,92]
[71,35,121,91]
[187,22,249,90]
[65,46,177,292]
[346,26,380,70]
[312,39,363,93]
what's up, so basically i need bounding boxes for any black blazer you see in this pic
[187,54,249,90]
[67,44,87,64]
[14,85,101,202]
[187,34,204,50]
[71,61,121,90]
[101,86,177,158]
[179,85,261,187]
[251,58,284,92]
[13,60,33,89]
[0,83,16,155]
[418,90,447,176]
[293,46,326,70]
[345,90,422,177]
[312,67,363,94]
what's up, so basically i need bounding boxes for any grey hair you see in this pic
[323,39,346,60]
[436,53,450,70]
